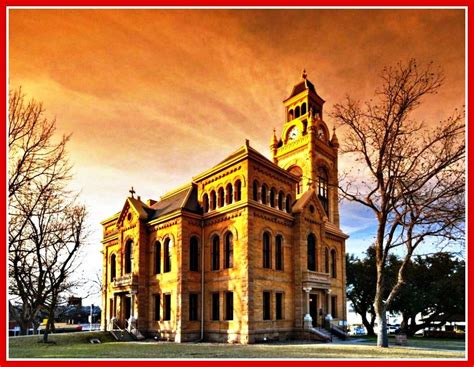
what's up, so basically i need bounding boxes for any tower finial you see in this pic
[302,69,307,80]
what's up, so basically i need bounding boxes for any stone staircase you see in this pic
[110,328,136,342]
[108,317,145,342]
[308,327,332,342]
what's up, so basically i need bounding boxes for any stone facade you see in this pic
[100,73,348,344]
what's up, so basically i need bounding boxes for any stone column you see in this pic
[303,287,312,329]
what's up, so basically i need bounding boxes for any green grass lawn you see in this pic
[9,332,466,359]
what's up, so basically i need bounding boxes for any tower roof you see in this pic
[284,70,325,104]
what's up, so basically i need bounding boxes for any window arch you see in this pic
[307,234,317,271]
[210,191,216,211]
[286,194,292,213]
[288,166,303,195]
[301,102,307,115]
[325,247,330,274]
[318,167,329,215]
[263,232,272,269]
[234,180,242,202]
[270,187,277,208]
[110,254,116,281]
[275,235,283,271]
[211,235,220,271]
[252,180,259,201]
[164,238,171,273]
[190,236,199,272]
[218,187,225,207]
[278,191,284,210]
[295,105,301,118]
[288,109,294,121]
[203,193,209,213]
[225,183,233,205]
[261,184,268,205]
[124,240,133,274]
[224,232,233,269]
[331,249,337,278]
[155,241,161,274]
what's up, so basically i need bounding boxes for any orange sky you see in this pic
[8,8,465,302]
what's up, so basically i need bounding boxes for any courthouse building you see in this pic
[100,72,348,343]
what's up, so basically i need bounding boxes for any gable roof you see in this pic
[292,188,328,221]
[149,183,201,220]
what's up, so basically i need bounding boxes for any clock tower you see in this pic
[270,70,341,225]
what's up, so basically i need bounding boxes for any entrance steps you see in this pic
[109,328,136,342]
[308,327,332,342]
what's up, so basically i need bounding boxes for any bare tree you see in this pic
[8,88,88,337]
[332,59,465,347]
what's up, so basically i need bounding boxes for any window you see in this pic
[225,292,234,320]
[154,294,161,321]
[278,191,284,210]
[295,105,301,118]
[325,247,329,273]
[275,235,283,271]
[331,296,338,318]
[307,233,317,271]
[276,293,283,320]
[218,187,225,207]
[155,241,161,274]
[164,238,171,273]
[211,235,220,271]
[288,109,294,121]
[234,180,242,201]
[263,291,271,320]
[210,191,216,210]
[288,166,303,195]
[124,240,133,274]
[302,102,307,115]
[331,249,337,278]
[261,185,268,205]
[225,183,233,205]
[164,294,171,321]
[318,167,329,215]
[286,194,292,213]
[211,292,220,321]
[224,232,233,269]
[203,194,209,213]
[189,293,198,321]
[110,254,116,281]
[252,180,259,201]
[263,232,271,269]
[270,188,276,208]
[190,236,199,272]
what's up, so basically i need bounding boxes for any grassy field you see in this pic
[9,332,466,359]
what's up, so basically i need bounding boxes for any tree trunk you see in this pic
[374,274,389,347]
[360,312,376,336]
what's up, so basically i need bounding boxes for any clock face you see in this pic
[288,126,299,140]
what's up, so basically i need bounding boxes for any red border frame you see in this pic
[1,3,471,366]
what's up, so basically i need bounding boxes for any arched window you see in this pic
[278,191,284,210]
[225,183,233,205]
[318,167,329,215]
[288,109,294,121]
[286,194,292,213]
[203,194,209,213]
[155,241,161,274]
[295,105,301,118]
[275,235,283,271]
[211,235,220,271]
[301,102,307,115]
[270,188,276,208]
[307,234,317,271]
[234,180,242,202]
[263,232,271,269]
[190,236,199,272]
[164,238,171,273]
[331,249,337,278]
[218,187,225,207]
[252,180,259,201]
[210,191,216,211]
[288,166,303,195]
[124,240,133,274]
[325,247,330,274]
[224,232,233,269]
[261,184,268,205]
[110,254,116,281]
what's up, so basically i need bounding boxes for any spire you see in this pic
[302,69,307,80]
[331,126,339,148]
[271,128,278,146]
[270,128,279,164]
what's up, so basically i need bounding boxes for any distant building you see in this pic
[100,72,348,343]
[67,296,82,308]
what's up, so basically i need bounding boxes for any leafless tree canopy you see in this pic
[8,88,89,337]
[332,59,465,347]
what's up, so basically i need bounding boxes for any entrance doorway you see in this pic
[124,296,131,320]
[309,294,319,327]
